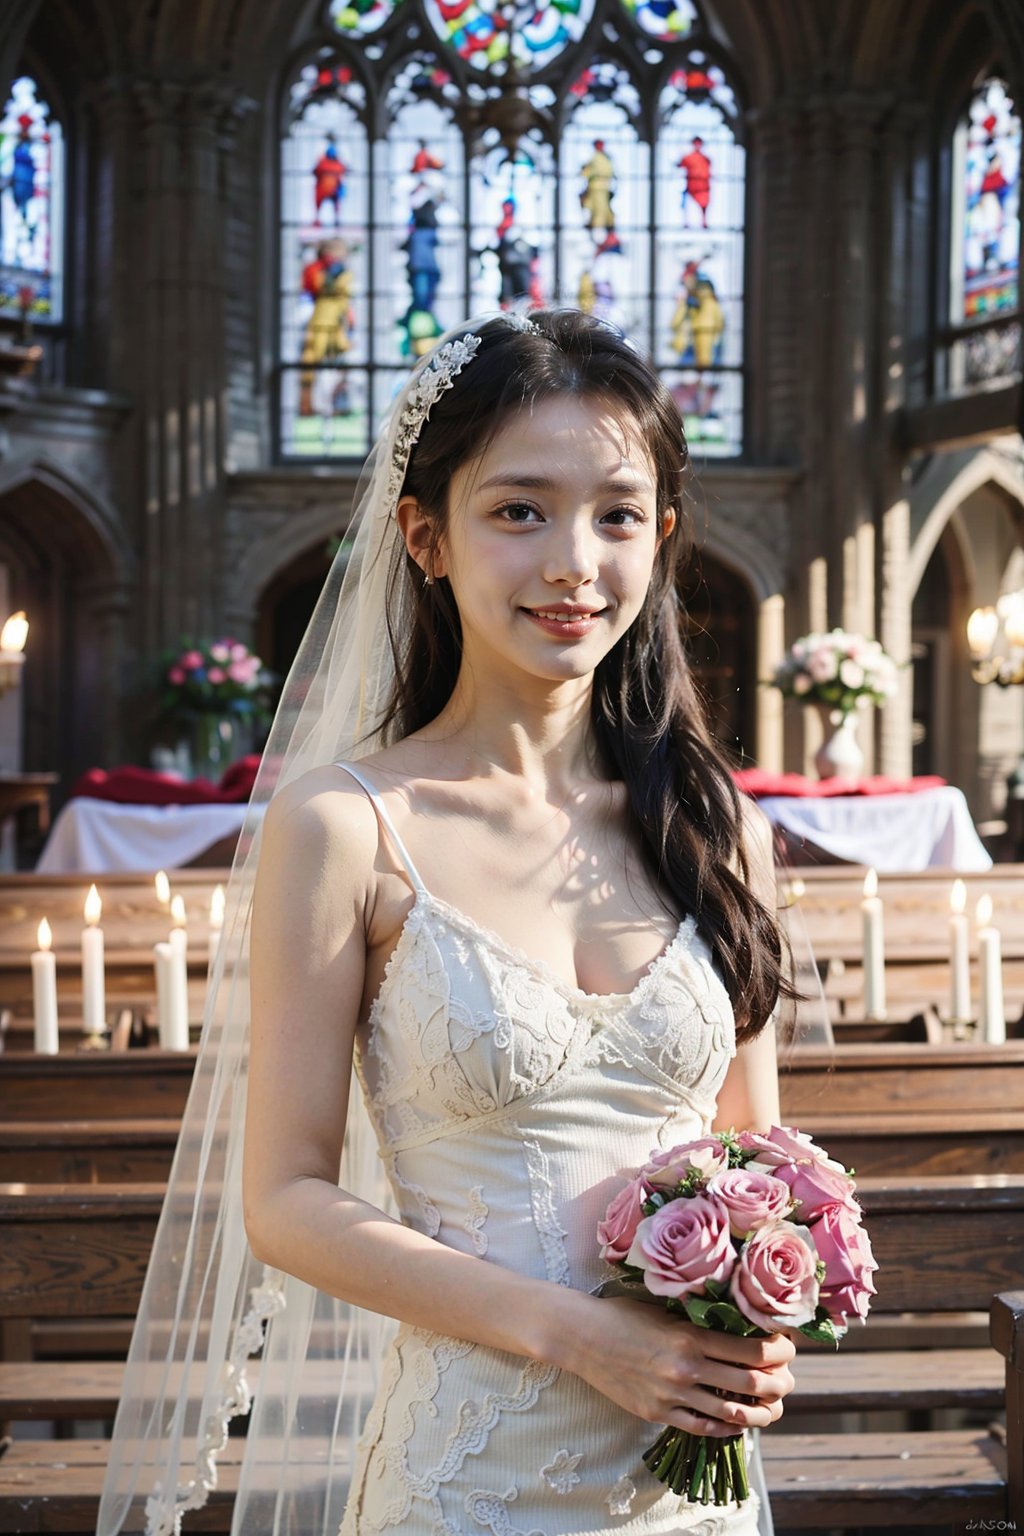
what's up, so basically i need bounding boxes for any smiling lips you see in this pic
[522,605,605,638]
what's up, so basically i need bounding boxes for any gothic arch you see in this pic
[907,445,1024,597]
[227,495,350,627]
[0,459,133,788]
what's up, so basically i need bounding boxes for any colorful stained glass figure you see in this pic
[469,126,554,313]
[423,0,593,73]
[380,58,464,361]
[281,56,370,456]
[0,75,63,323]
[328,0,402,38]
[619,0,696,42]
[655,54,743,455]
[561,60,648,337]
[954,77,1020,325]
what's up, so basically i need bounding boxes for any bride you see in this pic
[98,308,796,1536]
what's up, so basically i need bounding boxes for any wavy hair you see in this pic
[376,308,795,1043]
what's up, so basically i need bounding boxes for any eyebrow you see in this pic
[476,472,653,495]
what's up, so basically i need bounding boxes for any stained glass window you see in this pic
[561,61,649,339]
[280,55,370,457]
[950,76,1021,386]
[279,0,748,460]
[0,75,63,324]
[423,0,594,73]
[655,54,744,456]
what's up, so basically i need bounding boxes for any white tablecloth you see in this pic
[36,799,251,873]
[758,785,992,872]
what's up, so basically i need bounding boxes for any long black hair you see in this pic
[377,308,795,1043]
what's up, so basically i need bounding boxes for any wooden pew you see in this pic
[0,1176,1020,1529]
[0,1050,196,1121]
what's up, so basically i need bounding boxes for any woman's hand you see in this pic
[559,1295,795,1439]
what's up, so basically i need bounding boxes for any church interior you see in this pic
[0,0,1023,1530]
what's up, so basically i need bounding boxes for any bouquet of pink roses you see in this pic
[597,1125,877,1507]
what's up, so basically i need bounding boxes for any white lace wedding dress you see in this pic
[337,764,771,1536]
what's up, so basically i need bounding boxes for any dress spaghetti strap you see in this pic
[333,760,428,896]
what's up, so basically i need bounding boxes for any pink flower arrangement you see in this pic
[160,637,273,724]
[771,629,899,720]
[598,1125,877,1507]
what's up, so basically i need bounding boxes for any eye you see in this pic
[601,505,645,527]
[494,500,544,524]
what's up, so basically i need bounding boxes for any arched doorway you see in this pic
[679,550,757,765]
[0,468,130,800]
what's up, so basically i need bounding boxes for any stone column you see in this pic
[81,74,255,659]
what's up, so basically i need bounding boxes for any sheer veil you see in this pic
[97,314,516,1536]
[97,308,818,1536]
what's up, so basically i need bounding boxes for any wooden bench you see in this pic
[0,1176,1020,1529]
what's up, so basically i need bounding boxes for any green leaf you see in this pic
[799,1317,840,1347]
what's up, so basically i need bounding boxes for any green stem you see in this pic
[729,1435,750,1502]
[686,1437,708,1502]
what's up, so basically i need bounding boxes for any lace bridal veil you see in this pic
[97,310,819,1536]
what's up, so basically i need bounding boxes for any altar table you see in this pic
[757,785,992,872]
[36,798,253,874]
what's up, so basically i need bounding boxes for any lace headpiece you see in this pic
[383,314,542,518]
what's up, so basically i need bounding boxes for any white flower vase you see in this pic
[813,708,864,783]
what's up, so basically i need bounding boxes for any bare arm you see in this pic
[242,772,792,1436]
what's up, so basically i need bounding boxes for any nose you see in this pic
[543,517,601,588]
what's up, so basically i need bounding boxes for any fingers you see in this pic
[695,1358,795,1406]
[696,1327,796,1368]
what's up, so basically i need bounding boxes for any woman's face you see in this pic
[413,394,672,693]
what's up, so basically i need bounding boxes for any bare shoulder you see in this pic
[257,763,381,908]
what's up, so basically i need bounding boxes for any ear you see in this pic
[658,506,677,545]
[395,496,446,581]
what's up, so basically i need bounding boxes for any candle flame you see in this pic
[170,893,187,928]
[155,870,171,905]
[37,917,52,951]
[950,879,967,916]
[210,885,225,925]
[84,884,102,925]
[977,894,993,927]
[863,868,878,899]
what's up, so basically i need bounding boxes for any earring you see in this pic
[423,569,434,587]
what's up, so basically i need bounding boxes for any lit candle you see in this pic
[167,895,189,1050]
[860,868,886,1020]
[949,879,971,1023]
[976,895,1006,1044]
[154,940,174,1048]
[155,870,171,909]
[31,918,59,1054]
[208,884,225,970]
[81,884,106,1037]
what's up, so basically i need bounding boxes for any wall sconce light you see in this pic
[0,610,28,696]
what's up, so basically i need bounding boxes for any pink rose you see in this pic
[227,661,251,684]
[707,1166,794,1238]
[230,642,249,661]
[208,667,226,684]
[168,666,186,685]
[598,1176,651,1264]
[210,643,230,664]
[812,1202,878,1332]
[642,1138,728,1190]
[740,1126,859,1221]
[180,650,204,670]
[732,1221,820,1331]
[626,1195,736,1299]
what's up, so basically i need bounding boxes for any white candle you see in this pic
[949,879,971,1023]
[860,868,886,1020]
[31,917,59,1054]
[155,870,171,909]
[208,884,225,970]
[976,894,1006,1044]
[167,896,189,1050]
[81,884,106,1036]
[154,941,174,1049]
